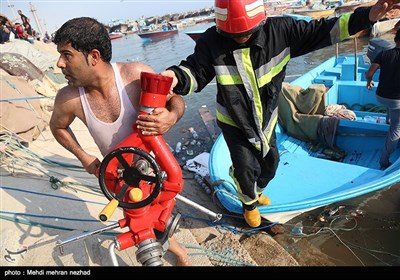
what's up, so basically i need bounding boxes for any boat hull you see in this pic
[138,29,178,40]
[109,33,124,40]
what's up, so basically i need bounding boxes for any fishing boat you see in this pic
[137,28,178,41]
[109,31,124,40]
[209,47,400,223]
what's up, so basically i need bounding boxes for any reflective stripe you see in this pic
[263,107,278,141]
[215,6,227,21]
[214,48,279,157]
[257,48,291,87]
[339,12,351,41]
[241,190,259,205]
[245,0,265,17]
[179,65,198,93]
[329,20,341,44]
[215,65,239,76]
[234,48,269,155]
[230,166,258,204]
[215,65,242,85]
[216,75,243,85]
[248,137,261,148]
[216,103,239,127]
[239,48,264,126]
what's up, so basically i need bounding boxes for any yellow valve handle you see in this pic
[98,183,130,222]
[98,199,119,222]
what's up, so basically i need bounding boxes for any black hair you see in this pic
[395,28,400,43]
[53,17,112,62]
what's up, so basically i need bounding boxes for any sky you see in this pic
[1,0,214,34]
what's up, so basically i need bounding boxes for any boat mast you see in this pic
[29,2,44,35]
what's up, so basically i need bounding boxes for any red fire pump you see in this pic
[97,72,183,266]
[55,72,222,266]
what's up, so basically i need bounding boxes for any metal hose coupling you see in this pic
[136,238,164,266]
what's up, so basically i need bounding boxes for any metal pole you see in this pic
[335,43,339,60]
[55,222,120,247]
[176,194,222,222]
[354,37,358,81]
[108,241,119,266]
[29,2,44,35]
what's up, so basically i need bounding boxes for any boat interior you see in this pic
[280,54,400,172]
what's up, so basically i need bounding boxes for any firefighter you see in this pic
[162,0,400,227]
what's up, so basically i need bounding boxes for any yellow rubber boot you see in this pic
[258,195,271,206]
[244,207,261,228]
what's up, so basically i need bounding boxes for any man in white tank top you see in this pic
[50,17,189,266]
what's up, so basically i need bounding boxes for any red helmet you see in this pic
[215,0,266,38]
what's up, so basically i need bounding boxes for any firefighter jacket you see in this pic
[167,7,373,158]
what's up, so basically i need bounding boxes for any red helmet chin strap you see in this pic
[215,0,266,37]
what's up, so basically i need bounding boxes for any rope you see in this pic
[49,176,62,189]
[0,186,106,206]
[1,131,102,195]
[0,214,118,236]
[0,96,55,102]
[349,103,387,113]
[182,244,256,266]
[0,210,112,223]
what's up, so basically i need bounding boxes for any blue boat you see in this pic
[209,51,400,223]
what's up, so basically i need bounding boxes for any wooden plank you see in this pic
[198,106,220,142]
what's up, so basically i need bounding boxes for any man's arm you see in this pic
[369,0,400,22]
[366,63,380,90]
[49,87,100,175]
[125,62,185,135]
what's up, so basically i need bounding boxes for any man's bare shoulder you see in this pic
[52,85,83,120]
[116,61,155,79]
[55,85,79,100]
[54,85,81,113]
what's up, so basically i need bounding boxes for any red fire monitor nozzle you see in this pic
[97,72,184,262]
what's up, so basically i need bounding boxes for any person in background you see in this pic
[17,9,32,36]
[0,13,15,43]
[161,0,400,228]
[43,31,51,43]
[50,17,190,266]
[366,28,400,170]
[14,22,29,40]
